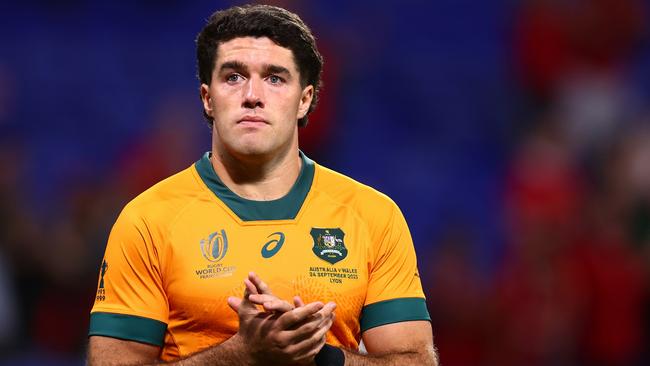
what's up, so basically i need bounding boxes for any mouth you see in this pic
[238,115,268,124]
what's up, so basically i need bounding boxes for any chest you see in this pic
[160,203,370,330]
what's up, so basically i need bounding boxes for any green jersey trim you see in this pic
[360,297,431,332]
[195,151,315,221]
[88,312,167,347]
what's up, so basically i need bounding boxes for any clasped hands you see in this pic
[227,272,337,366]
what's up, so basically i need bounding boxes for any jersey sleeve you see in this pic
[360,202,430,332]
[88,208,169,346]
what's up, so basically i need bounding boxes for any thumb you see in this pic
[228,295,258,314]
[227,296,242,313]
[229,284,259,315]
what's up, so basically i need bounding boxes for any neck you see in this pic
[210,143,302,201]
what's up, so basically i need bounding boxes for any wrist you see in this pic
[228,333,255,366]
[315,344,345,366]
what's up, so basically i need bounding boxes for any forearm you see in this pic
[156,335,251,366]
[88,335,252,366]
[341,346,438,366]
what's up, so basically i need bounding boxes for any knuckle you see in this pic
[283,344,298,355]
[289,313,300,323]
[308,342,325,357]
[308,321,320,333]
[273,336,289,350]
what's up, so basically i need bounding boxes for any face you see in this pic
[201,37,313,161]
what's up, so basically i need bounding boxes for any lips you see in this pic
[238,115,268,124]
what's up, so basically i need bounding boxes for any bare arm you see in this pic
[87,272,335,366]
[87,334,250,366]
[341,321,438,366]
[88,336,160,365]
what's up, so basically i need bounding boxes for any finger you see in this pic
[263,299,294,313]
[285,318,333,361]
[248,293,279,305]
[277,301,324,329]
[282,302,335,341]
[318,302,337,318]
[248,294,294,313]
[293,296,305,307]
[227,296,242,312]
[280,313,326,343]
[244,278,259,296]
[284,301,336,335]
[298,301,336,323]
[237,281,259,312]
[248,272,273,295]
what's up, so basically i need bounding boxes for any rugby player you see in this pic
[87,5,437,366]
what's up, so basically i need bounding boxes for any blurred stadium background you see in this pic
[1,0,650,365]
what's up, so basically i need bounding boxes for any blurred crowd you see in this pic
[0,96,206,363]
[1,0,650,365]
[429,0,650,365]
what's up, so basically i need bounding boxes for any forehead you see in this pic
[215,37,297,71]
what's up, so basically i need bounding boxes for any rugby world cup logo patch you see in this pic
[200,229,229,262]
[310,228,347,265]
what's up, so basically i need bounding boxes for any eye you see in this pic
[268,75,283,84]
[226,74,242,83]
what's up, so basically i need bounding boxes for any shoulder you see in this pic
[119,163,206,227]
[312,163,401,224]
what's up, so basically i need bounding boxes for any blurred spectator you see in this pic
[426,224,490,366]
[591,125,650,365]
[495,120,587,365]
[113,92,205,199]
[573,195,645,366]
[0,250,17,353]
[0,140,42,354]
[513,0,645,101]
[555,72,639,158]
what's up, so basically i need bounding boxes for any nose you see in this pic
[242,76,264,109]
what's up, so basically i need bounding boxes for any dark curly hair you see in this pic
[196,4,323,128]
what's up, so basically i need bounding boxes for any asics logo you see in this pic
[261,232,285,258]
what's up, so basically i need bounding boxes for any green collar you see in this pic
[195,151,315,221]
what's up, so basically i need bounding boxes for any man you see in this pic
[87,5,437,366]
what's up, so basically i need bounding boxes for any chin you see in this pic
[230,142,273,158]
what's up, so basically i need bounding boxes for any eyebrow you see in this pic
[219,61,292,77]
[219,61,248,74]
[265,64,291,76]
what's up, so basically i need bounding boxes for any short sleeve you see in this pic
[88,209,168,346]
[360,203,430,332]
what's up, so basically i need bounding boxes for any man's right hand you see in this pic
[227,272,336,366]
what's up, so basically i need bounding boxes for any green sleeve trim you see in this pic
[88,312,167,347]
[360,297,430,332]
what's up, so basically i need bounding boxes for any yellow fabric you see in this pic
[90,159,425,361]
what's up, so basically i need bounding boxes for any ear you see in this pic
[297,84,314,119]
[200,83,213,118]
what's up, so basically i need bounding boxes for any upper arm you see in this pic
[88,335,161,366]
[361,202,430,332]
[89,209,169,351]
[358,200,435,362]
[362,321,436,361]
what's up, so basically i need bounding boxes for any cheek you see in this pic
[211,88,240,117]
[269,88,302,112]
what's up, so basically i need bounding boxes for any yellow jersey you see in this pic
[89,152,429,361]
